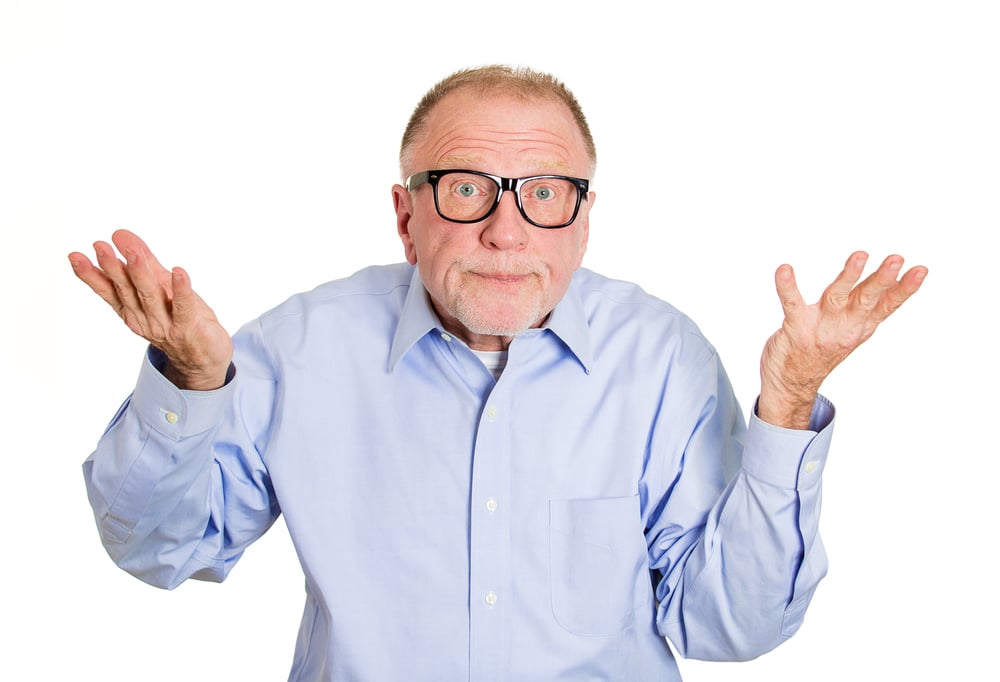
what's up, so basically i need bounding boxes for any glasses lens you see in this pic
[519,177,580,227]
[435,172,499,222]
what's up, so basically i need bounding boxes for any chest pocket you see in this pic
[549,495,646,636]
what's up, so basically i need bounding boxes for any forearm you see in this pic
[656,398,834,661]
[82,349,276,588]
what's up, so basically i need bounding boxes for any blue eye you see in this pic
[532,185,554,201]
[457,183,477,197]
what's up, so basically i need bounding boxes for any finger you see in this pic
[93,239,144,316]
[124,246,174,339]
[874,264,928,321]
[113,229,173,295]
[873,254,906,286]
[774,263,806,319]
[68,252,122,309]
[112,229,166,271]
[823,251,869,307]
[852,254,904,309]
[168,266,200,327]
[901,264,928,293]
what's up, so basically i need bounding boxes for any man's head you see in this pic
[392,66,597,351]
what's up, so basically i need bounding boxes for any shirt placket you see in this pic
[468,380,512,681]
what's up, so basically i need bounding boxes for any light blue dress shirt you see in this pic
[83,263,834,681]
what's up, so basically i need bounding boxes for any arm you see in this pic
[82,346,279,588]
[655,252,926,659]
[649,353,832,660]
[71,231,276,587]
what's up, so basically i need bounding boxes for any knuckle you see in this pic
[136,286,158,305]
[823,292,847,308]
[146,319,169,341]
[859,293,881,308]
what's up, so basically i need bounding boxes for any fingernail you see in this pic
[123,248,137,265]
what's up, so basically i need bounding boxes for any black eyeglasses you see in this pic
[406,169,590,229]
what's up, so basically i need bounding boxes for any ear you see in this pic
[392,184,418,265]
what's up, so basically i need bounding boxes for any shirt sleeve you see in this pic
[648,351,835,661]
[81,339,279,590]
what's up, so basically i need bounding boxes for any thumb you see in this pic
[169,266,199,321]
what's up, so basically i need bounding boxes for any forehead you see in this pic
[409,91,592,177]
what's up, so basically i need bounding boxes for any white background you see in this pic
[3,1,997,679]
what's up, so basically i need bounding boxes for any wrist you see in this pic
[157,351,231,391]
[758,380,818,430]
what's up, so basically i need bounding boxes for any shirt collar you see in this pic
[539,273,593,374]
[388,266,442,372]
[388,265,593,374]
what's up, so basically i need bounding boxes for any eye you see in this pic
[530,184,556,201]
[456,182,478,197]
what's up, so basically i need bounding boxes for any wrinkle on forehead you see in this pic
[429,130,576,170]
[407,94,590,177]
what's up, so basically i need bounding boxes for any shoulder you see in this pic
[265,263,411,317]
[571,268,717,366]
[572,268,701,332]
[243,263,414,342]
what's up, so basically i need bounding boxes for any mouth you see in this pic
[471,271,533,285]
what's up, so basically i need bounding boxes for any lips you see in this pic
[473,271,530,282]
[458,256,542,288]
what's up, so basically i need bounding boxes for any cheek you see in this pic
[407,217,443,264]
[546,232,588,278]
[572,234,588,268]
[411,229,468,294]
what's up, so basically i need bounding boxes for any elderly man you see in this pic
[69,65,926,680]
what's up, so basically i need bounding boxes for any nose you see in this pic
[480,191,528,251]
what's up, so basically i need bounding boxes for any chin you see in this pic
[455,302,546,338]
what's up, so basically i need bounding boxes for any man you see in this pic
[69,65,926,680]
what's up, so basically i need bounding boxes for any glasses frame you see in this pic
[405,169,590,229]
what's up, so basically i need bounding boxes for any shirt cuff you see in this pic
[131,347,236,440]
[741,395,836,491]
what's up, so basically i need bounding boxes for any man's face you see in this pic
[392,91,593,350]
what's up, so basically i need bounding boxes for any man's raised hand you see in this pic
[758,251,928,429]
[68,229,233,390]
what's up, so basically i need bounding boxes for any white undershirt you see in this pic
[471,349,508,379]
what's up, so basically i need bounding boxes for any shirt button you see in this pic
[804,460,819,474]
[440,332,452,342]
[485,497,498,513]
[484,591,498,607]
[164,411,179,424]
[486,406,498,420]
